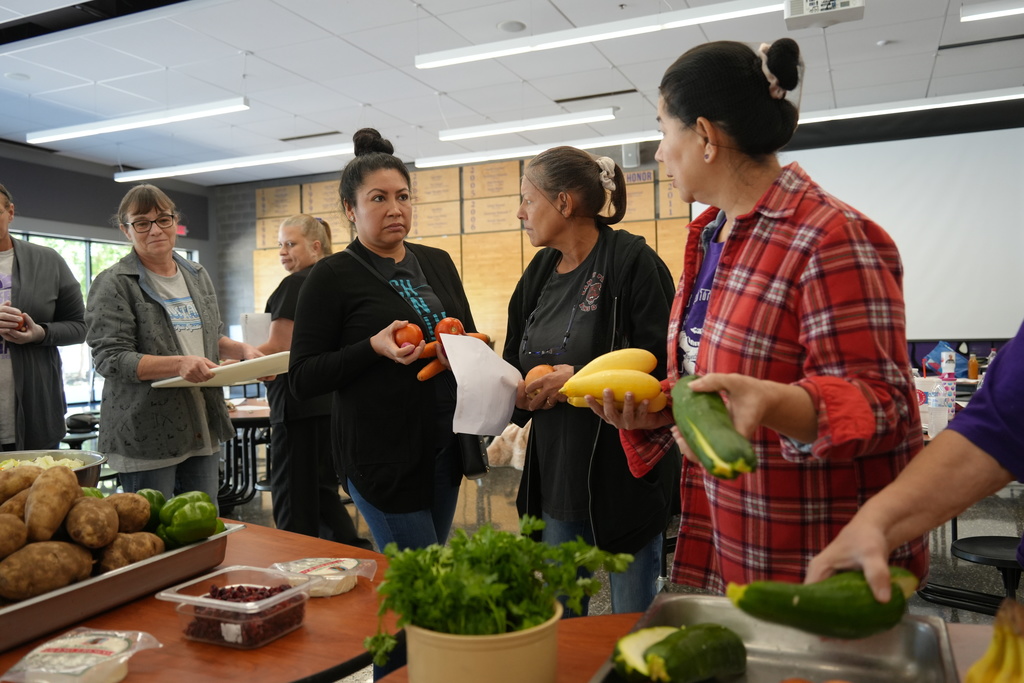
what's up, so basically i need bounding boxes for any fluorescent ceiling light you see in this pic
[113,143,354,183]
[798,87,1024,124]
[26,97,250,144]
[960,0,1024,21]
[439,108,616,141]
[415,130,662,169]
[415,0,782,69]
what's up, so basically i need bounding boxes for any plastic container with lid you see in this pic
[156,566,321,649]
[271,557,377,597]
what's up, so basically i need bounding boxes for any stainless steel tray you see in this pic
[589,593,960,683]
[0,523,244,652]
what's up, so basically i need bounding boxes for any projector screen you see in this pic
[780,128,1024,340]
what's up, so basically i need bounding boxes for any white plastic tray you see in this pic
[152,351,288,388]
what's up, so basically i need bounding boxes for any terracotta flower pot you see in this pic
[404,602,563,683]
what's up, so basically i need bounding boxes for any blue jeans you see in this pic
[348,439,461,551]
[541,513,662,616]
[117,453,221,514]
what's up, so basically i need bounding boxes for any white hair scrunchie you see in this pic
[758,42,787,100]
[596,156,617,192]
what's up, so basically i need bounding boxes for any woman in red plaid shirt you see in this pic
[589,38,928,593]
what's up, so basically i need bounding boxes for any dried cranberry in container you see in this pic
[155,565,322,649]
[1,628,160,683]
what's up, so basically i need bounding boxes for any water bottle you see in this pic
[927,387,948,438]
[939,351,957,420]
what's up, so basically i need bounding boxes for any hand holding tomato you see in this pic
[372,320,426,365]
[434,317,465,347]
[394,322,424,348]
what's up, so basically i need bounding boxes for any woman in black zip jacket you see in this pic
[504,146,681,615]
[289,128,477,552]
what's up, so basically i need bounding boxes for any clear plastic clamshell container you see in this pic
[156,565,322,649]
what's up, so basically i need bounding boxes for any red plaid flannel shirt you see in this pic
[622,163,929,592]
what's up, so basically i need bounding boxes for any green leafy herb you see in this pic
[364,516,633,666]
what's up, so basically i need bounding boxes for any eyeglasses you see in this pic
[126,214,176,233]
[520,282,586,357]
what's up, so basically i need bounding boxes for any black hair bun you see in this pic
[766,38,801,92]
[352,127,395,156]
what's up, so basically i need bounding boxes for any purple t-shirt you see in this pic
[947,319,1024,564]
[679,213,726,375]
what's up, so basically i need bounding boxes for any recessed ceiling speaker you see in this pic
[621,142,639,169]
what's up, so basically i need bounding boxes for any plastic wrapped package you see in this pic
[1,628,160,683]
[270,558,378,597]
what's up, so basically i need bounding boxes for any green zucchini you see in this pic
[643,623,746,683]
[612,626,681,682]
[670,375,756,479]
[726,566,920,639]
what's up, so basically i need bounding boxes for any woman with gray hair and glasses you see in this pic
[86,184,265,507]
[503,146,679,615]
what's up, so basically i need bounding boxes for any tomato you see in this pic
[394,323,424,348]
[524,364,555,399]
[434,317,465,346]
[17,313,27,332]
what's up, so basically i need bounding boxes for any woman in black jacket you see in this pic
[289,129,476,552]
[504,146,680,615]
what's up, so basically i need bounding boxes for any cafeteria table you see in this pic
[377,612,991,683]
[0,522,391,683]
[220,398,271,511]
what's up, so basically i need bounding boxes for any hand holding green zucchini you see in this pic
[671,375,756,479]
[726,566,920,639]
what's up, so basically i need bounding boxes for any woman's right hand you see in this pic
[370,320,426,365]
[178,356,219,383]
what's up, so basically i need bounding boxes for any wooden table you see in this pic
[0,523,391,683]
[378,613,992,682]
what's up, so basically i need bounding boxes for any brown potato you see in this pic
[64,498,119,549]
[0,465,43,505]
[0,514,27,560]
[24,466,82,542]
[98,532,165,573]
[104,492,151,533]
[0,489,29,519]
[0,541,93,600]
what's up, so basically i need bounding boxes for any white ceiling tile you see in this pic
[528,67,635,101]
[258,37,387,82]
[101,70,237,109]
[272,0,426,35]
[498,44,614,81]
[830,53,939,91]
[11,38,162,82]
[0,54,89,93]
[435,0,572,45]
[171,0,333,52]
[249,82,360,115]
[933,40,1024,78]
[321,68,436,105]
[930,67,1024,97]
[85,17,242,69]
[33,82,158,118]
[834,80,931,108]
[177,54,295,95]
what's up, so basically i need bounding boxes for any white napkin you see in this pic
[442,333,520,436]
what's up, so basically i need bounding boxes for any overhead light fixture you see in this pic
[415,0,782,69]
[113,143,354,183]
[415,130,662,169]
[798,86,1024,124]
[26,97,250,144]
[439,108,616,141]
[960,0,1024,21]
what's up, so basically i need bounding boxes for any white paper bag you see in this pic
[441,333,520,436]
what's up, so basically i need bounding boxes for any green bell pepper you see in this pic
[163,500,218,545]
[158,490,212,527]
[136,488,166,531]
[80,487,105,499]
[155,524,178,551]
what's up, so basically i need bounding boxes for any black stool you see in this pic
[951,536,1022,599]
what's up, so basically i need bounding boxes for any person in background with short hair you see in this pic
[504,146,679,615]
[86,184,265,507]
[289,128,477,553]
[589,39,928,592]
[257,214,371,549]
[0,181,86,451]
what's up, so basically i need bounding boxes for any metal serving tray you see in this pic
[589,593,960,683]
[0,523,244,652]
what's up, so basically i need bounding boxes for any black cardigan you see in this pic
[289,239,476,513]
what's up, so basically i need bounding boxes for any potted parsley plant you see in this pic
[364,516,633,683]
